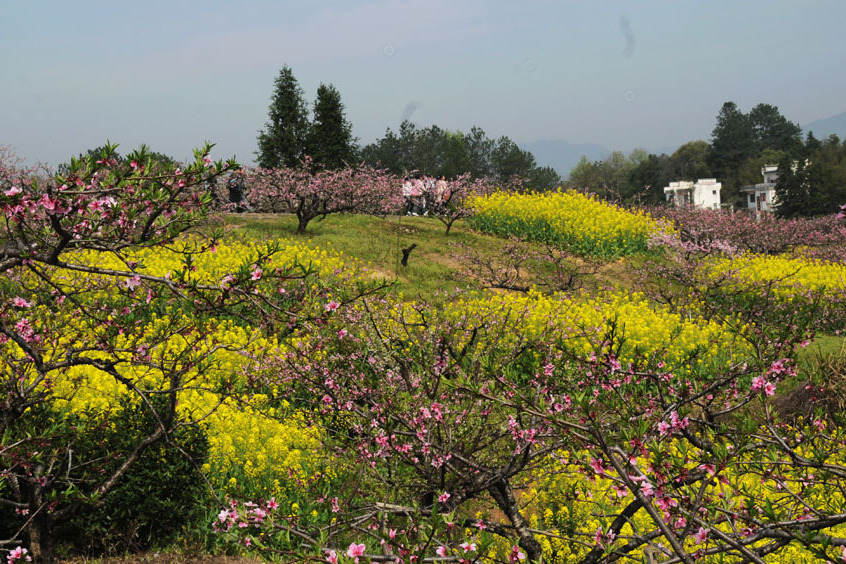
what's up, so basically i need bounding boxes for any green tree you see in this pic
[307,83,357,169]
[748,103,803,156]
[525,165,562,191]
[669,140,711,180]
[804,131,822,155]
[776,136,846,217]
[708,101,757,203]
[360,121,418,175]
[59,144,179,175]
[464,126,495,178]
[567,156,603,190]
[626,152,671,204]
[491,136,537,181]
[256,65,310,168]
[439,130,472,178]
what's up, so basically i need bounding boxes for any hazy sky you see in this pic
[3,0,845,166]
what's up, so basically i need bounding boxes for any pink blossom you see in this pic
[692,526,708,545]
[509,545,527,562]
[436,546,448,557]
[594,527,603,545]
[38,194,59,212]
[347,542,366,560]
[12,297,31,308]
[325,300,340,312]
[768,359,788,375]
[699,463,716,476]
[124,275,142,290]
[764,381,777,396]
[251,266,262,280]
[4,186,22,196]
[7,546,31,563]
[326,550,338,564]
[589,457,606,476]
[438,492,450,503]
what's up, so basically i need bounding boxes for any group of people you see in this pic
[401,175,451,216]
[207,170,454,217]
[205,168,251,212]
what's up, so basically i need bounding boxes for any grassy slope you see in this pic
[220,212,640,301]
[222,212,564,301]
[222,210,845,370]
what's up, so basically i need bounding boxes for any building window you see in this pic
[749,194,755,203]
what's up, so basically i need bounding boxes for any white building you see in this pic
[664,178,722,210]
[740,165,779,218]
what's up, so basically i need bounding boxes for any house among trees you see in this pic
[663,178,722,209]
[740,164,779,218]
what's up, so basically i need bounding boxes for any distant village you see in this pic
[663,164,779,218]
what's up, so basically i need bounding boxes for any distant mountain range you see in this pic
[520,139,610,179]
[803,111,846,140]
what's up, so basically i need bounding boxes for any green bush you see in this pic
[54,398,211,556]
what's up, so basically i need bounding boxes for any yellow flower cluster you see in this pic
[446,290,747,370]
[711,253,846,295]
[6,238,361,499]
[523,439,846,564]
[468,190,671,258]
[199,398,325,498]
[66,236,359,284]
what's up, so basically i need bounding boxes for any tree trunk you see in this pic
[28,512,53,564]
[25,480,54,564]
[488,480,543,562]
[296,213,310,235]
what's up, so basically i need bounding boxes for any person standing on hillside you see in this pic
[227,168,250,212]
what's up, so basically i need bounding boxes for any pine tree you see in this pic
[256,66,309,168]
[748,103,803,156]
[307,83,356,169]
[708,102,756,180]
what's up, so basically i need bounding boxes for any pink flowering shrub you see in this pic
[217,276,846,562]
[648,205,846,263]
[0,145,388,562]
[247,160,404,234]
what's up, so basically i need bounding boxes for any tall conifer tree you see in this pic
[307,83,356,169]
[256,66,309,168]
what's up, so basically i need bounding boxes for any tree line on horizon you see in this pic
[567,101,846,217]
[255,66,561,190]
[60,69,846,218]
